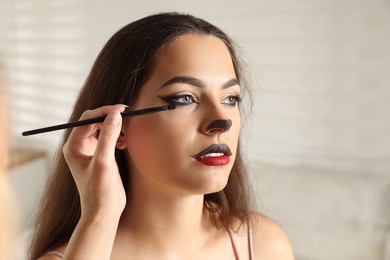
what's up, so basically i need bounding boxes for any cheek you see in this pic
[124,116,193,172]
[227,112,241,144]
[229,125,240,160]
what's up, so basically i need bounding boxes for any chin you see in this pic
[199,177,229,195]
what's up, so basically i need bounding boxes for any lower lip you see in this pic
[196,155,230,166]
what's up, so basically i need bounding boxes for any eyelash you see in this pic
[222,95,242,106]
[162,94,199,106]
[161,94,242,106]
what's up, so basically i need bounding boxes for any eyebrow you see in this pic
[159,76,239,89]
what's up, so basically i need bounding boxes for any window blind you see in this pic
[1,0,88,150]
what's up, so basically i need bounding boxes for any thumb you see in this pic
[94,110,122,161]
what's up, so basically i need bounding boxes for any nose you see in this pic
[200,98,236,141]
[206,119,232,134]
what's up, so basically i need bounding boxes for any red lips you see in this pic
[196,155,230,166]
[192,144,232,166]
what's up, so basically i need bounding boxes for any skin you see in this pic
[41,34,294,259]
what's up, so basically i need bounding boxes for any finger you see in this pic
[93,110,123,162]
[68,105,127,141]
[65,105,126,157]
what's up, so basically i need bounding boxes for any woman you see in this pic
[29,12,294,259]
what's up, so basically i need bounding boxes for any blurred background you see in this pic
[1,0,389,259]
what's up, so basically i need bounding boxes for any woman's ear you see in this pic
[116,131,126,150]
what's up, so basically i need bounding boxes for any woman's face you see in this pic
[123,34,241,195]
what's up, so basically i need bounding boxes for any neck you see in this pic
[117,172,216,255]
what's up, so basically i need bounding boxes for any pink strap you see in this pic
[248,220,254,260]
[227,227,240,259]
[227,220,254,260]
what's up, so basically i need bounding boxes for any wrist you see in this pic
[80,210,122,227]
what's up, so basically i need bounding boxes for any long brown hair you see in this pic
[29,12,253,259]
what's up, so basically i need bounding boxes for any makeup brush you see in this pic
[22,104,175,136]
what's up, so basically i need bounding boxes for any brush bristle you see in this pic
[167,104,176,110]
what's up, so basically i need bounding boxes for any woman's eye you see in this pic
[163,94,198,106]
[221,95,242,106]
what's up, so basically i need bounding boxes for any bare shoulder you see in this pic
[250,213,295,259]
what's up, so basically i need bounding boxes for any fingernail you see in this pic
[118,104,129,111]
[107,111,121,125]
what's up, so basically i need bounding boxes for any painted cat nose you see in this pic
[206,119,232,133]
